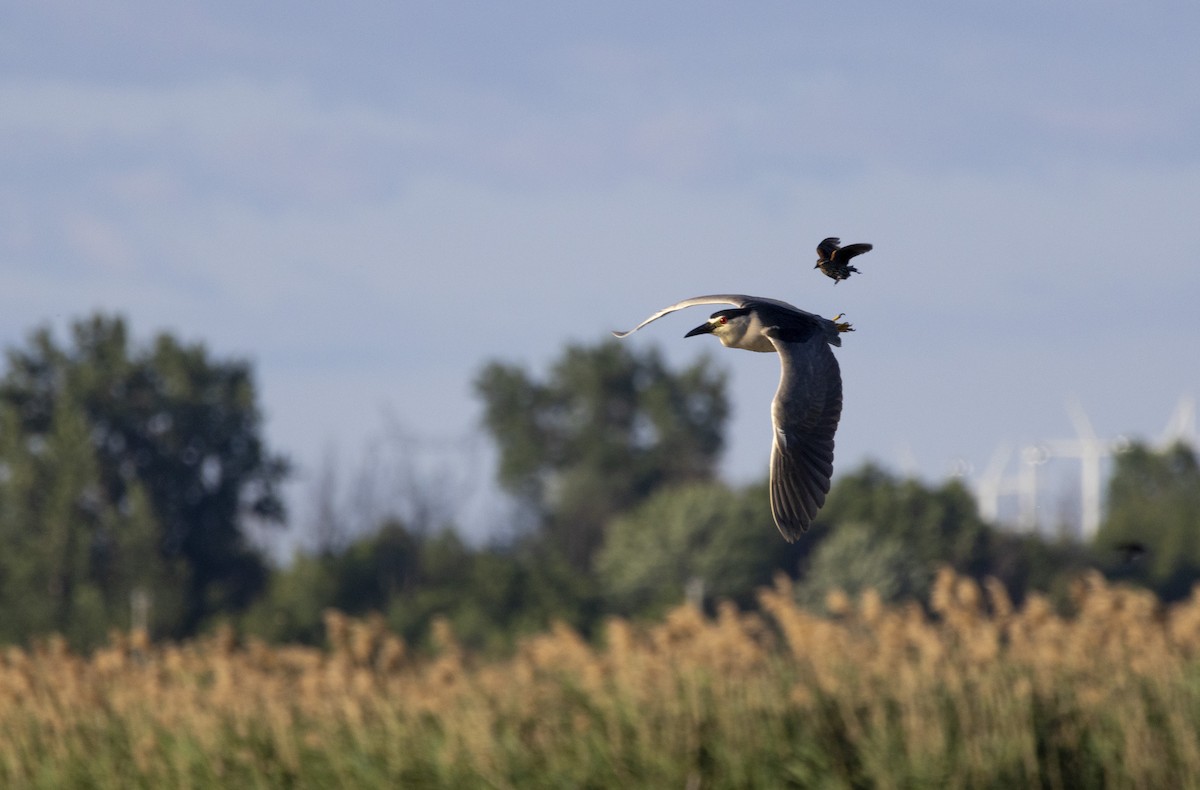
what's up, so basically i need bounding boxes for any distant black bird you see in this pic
[1114,541,1148,565]
[815,237,873,283]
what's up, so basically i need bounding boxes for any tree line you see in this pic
[0,313,1196,651]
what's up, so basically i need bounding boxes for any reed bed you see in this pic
[4,568,1200,788]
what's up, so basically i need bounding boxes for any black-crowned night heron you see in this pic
[815,237,873,283]
[613,294,852,542]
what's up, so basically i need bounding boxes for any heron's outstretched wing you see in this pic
[764,328,843,541]
[614,294,843,346]
[612,294,783,338]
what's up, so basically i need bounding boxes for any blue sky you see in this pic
[3,2,1199,545]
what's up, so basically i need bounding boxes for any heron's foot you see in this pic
[831,313,854,333]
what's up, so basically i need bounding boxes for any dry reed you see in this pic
[3,568,1200,788]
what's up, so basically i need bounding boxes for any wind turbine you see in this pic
[968,395,1196,539]
[1017,443,1049,533]
[1159,395,1197,448]
[1042,398,1110,540]
[974,443,1019,524]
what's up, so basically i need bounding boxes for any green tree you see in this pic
[799,464,992,603]
[244,523,598,653]
[797,521,927,608]
[384,533,598,652]
[475,339,728,570]
[979,529,1090,611]
[331,519,423,612]
[822,465,989,567]
[1096,441,1200,600]
[241,519,422,646]
[0,314,288,639]
[596,482,783,616]
[238,552,336,644]
[0,382,181,646]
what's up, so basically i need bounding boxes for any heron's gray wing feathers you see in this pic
[764,328,843,542]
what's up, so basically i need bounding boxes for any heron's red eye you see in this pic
[718,316,727,325]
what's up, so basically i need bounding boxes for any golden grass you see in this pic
[4,568,1200,788]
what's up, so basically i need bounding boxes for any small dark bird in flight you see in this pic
[815,237,873,283]
[614,295,852,541]
[1114,541,1148,565]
